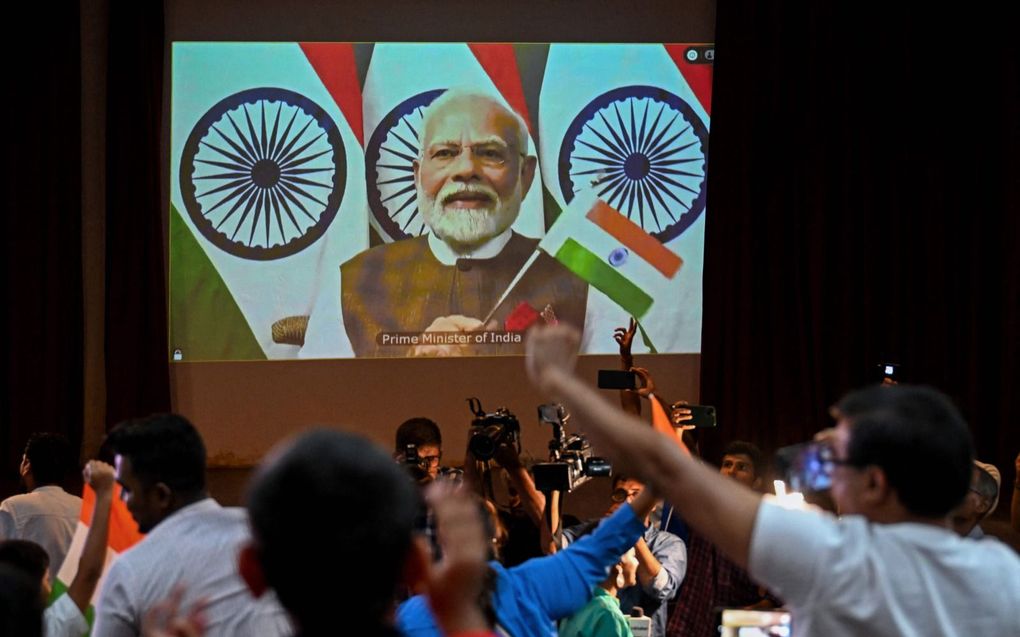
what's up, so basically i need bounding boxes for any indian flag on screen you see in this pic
[538,191,682,349]
[538,43,710,353]
[52,485,144,625]
[170,42,368,361]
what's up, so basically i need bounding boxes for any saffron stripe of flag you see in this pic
[586,200,682,278]
[55,485,144,613]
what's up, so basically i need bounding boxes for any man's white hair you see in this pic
[417,89,530,157]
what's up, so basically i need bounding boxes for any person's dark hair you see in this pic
[835,384,973,518]
[23,433,73,486]
[722,441,764,477]
[247,429,422,635]
[109,414,206,495]
[395,417,442,453]
[611,473,640,489]
[0,540,49,584]
[0,564,43,637]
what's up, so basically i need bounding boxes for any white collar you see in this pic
[427,228,513,266]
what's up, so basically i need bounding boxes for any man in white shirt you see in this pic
[91,414,291,637]
[0,433,81,583]
[1,461,117,637]
[525,325,1020,637]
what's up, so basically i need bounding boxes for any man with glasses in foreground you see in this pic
[525,324,1020,637]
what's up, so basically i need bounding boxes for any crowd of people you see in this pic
[3,323,1020,637]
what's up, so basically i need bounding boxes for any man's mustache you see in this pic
[438,183,499,206]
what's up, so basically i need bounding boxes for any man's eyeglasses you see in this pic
[419,454,442,468]
[611,488,642,503]
[424,143,524,168]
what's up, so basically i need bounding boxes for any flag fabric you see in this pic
[538,191,682,350]
[52,485,144,626]
[170,42,368,360]
[538,44,711,353]
[361,43,545,244]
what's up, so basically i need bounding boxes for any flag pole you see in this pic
[481,249,543,325]
[481,179,605,325]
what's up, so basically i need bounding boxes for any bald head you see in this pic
[418,91,529,157]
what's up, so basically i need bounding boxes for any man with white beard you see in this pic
[339,91,587,357]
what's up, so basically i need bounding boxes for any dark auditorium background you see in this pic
[2,2,1017,528]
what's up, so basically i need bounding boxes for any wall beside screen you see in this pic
[165,0,715,482]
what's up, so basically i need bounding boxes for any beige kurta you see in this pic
[341,233,588,357]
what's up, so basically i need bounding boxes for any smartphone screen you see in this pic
[876,362,900,383]
[775,442,834,492]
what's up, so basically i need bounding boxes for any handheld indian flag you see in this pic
[537,191,682,349]
[52,485,144,625]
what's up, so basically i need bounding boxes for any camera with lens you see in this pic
[466,397,520,461]
[532,403,612,492]
[401,443,432,485]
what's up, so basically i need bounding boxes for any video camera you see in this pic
[466,397,520,461]
[402,443,463,490]
[532,403,612,492]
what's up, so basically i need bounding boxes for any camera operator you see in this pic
[394,417,445,482]
[489,444,550,566]
[561,476,686,637]
[460,401,553,565]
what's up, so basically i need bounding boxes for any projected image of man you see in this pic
[338,91,587,357]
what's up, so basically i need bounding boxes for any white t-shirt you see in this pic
[92,498,292,637]
[0,486,82,582]
[44,593,89,637]
[749,499,1020,637]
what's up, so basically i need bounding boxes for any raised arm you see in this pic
[493,442,546,529]
[68,460,116,613]
[614,319,642,416]
[425,483,493,636]
[526,325,762,568]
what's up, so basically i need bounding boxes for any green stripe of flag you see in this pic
[170,203,266,361]
[49,578,97,630]
[555,238,653,318]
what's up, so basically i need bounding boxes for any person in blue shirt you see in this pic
[398,486,657,637]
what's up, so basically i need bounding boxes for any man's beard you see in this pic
[419,181,522,252]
